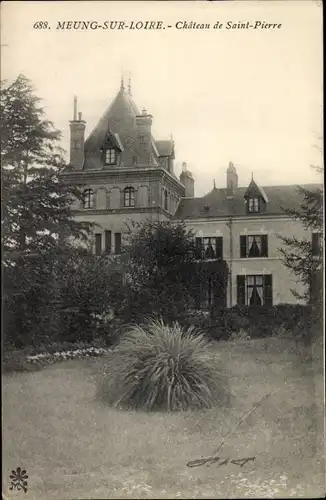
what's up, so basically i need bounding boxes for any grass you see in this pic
[2,338,324,499]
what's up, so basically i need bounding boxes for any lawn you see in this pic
[2,338,324,499]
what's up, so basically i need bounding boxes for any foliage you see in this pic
[278,183,323,304]
[175,304,321,343]
[1,74,92,263]
[54,253,124,343]
[1,75,112,347]
[120,220,228,322]
[100,318,230,411]
[3,250,123,348]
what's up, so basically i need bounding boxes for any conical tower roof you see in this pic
[84,85,140,155]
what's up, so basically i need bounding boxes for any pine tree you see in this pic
[278,183,323,304]
[1,74,91,263]
[1,74,93,346]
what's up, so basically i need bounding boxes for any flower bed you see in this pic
[3,345,113,373]
[26,347,112,365]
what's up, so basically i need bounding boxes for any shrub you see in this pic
[100,318,230,412]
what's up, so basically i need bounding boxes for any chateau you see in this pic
[62,79,321,308]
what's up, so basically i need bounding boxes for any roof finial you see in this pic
[213,179,216,189]
[128,72,132,95]
[251,171,254,181]
[120,73,125,91]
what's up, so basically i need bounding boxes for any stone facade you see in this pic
[62,80,321,306]
[62,79,193,254]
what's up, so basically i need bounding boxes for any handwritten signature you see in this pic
[187,456,256,468]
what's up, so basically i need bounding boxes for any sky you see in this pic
[1,0,323,197]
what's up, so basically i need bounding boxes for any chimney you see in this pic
[179,162,195,197]
[226,161,238,197]
[69,96,86,170]
[135,108,153,164]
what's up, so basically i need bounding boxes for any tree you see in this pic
[278,182,323,304]
[1,74,91,262]
[1,74,93,346]
[121,220,228,322]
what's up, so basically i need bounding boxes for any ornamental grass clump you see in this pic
[100,318,230,411]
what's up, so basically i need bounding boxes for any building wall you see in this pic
[185,216,310,306]
[74,210,169,254]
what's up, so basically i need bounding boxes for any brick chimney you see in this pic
[69,96,86,169]
[136,107,152,165]
[226,161,238,197]
[179,162,194,197]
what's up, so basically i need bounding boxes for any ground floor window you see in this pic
[195,276,227,309]
[237,274,273,306]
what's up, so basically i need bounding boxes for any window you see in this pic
[195,237,223,260]
[240,235,268,258]
[164,190,168,211]
[237,275,273,306]
[194,276,227,310]
[95,233,102,256]
[248,197,260,213]
[312,232,322,256]
[105,230,112,254]
[139,135,145,145]
[115,232,121,254]
[105,148,117,165]
[83,189,94,209]
[124,187,135,207]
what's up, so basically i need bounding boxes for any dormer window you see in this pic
[105,148,117,165]
[248,197,260,213]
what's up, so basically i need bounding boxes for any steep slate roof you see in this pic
[83,86,174,169]
[174,183,322,219]
[84,87,140,156]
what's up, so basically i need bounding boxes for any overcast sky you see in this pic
[1,1,323,197]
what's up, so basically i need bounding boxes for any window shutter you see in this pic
[216,237,223,259]
[115,233,121,254]
[237,275,246,305]
[262,235,268,257]
[312,233,319,256]
[240,236,247,258]
[264,274,273,305]
[195,237,202,259]
[105,230,112,254]
[95,233,102,256]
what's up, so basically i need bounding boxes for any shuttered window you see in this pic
[95,233,102,256]
[312,233,321,256]
[115,233,121,254]
[237,274,273,306]
[240,235,268,258]
[105,230,112,254]
[195,237,223,260]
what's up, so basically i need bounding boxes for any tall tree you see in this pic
[1,74,93,346]
[1,74,91,263]
[278,179,323,304]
